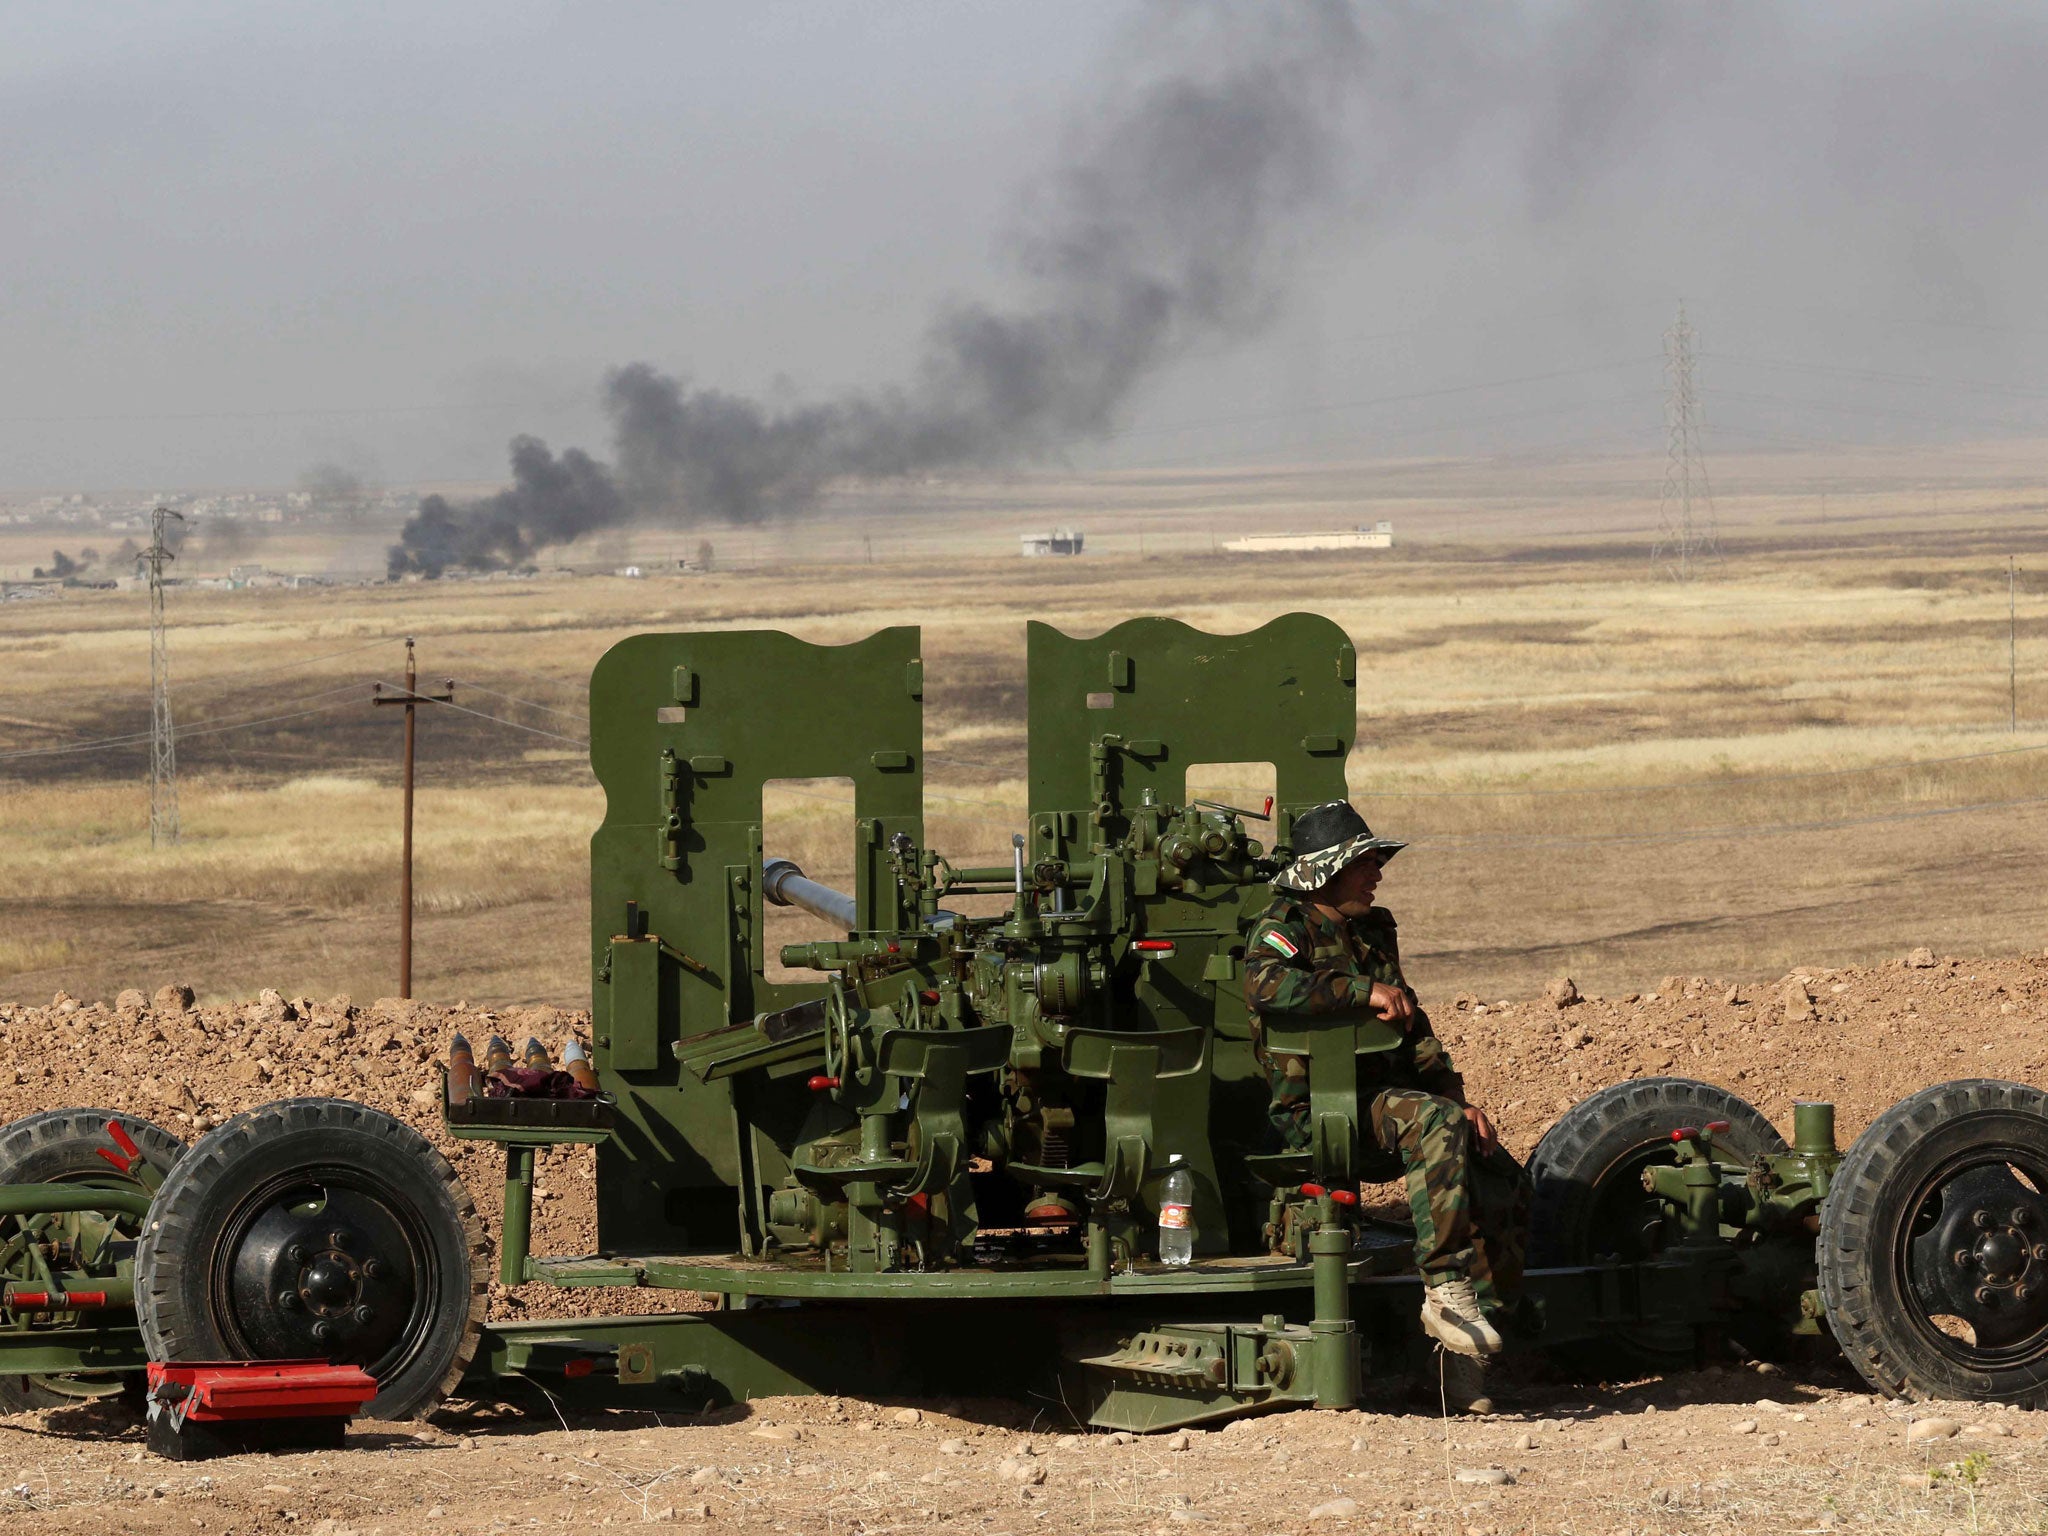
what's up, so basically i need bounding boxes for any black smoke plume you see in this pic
[34,550,84,580]
[300,460,370,514]
[389,2,1365,577]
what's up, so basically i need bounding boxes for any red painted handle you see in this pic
[807,1075,841,1092]
[1299,1182,1359,1206]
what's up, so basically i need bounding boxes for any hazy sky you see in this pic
[7,1,2048,494]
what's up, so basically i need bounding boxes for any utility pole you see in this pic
[142,506,184,848]
[372,639,453,999]
[1651,302,1722,581]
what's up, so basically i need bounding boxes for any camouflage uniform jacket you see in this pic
[1241,894,1465,1103]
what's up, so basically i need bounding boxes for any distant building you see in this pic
[1020,527,1085,557]
[1222,521,1393,554]
[224,564,325,590]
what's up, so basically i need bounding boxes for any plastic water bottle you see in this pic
[1159,1158,1194,1267]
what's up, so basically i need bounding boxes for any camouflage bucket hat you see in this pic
[1273,800,1406,892]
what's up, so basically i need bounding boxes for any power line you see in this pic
[1707,387,2046,438]
[445,678,591,723]
[1704,351,2048,405]
[386,692,592,749]
[0,684,365,762]
[179,635,404,693]
[431,643,592,696]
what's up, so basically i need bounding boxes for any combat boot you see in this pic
[1437,1350,1494,1414]
[1419,1276,1502,1357]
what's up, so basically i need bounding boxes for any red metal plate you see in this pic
[147,1360,379,1422]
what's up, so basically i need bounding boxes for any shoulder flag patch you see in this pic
[1260,929,1300,958]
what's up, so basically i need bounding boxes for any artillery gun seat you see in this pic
[1242,1013,1407,1192]
[1008,1025,1207,1275]
[791,1024,1014,1203]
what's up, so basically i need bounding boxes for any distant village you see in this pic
[0,485,1401,602]
[0,486,417,600]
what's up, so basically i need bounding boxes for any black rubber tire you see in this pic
[0,1107,184,1413]
[1529,1077,1787,1372]
[1819,1079,2048,1407]
[135,1098,486,1421]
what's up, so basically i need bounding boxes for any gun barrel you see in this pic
[761,858,858,931]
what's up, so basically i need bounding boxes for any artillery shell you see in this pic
[522,1036,552,1071]
[446,1032,479,1106]
[482,1034,515,1075]
[562,1036,599,1091]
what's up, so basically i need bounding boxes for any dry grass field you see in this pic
[5,441,2048,1009]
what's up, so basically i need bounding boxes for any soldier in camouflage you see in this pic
[1244,800,1530,1362]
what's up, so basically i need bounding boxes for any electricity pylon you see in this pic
[1651,303,1722,581]
[143,505,183,847]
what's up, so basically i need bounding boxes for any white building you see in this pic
[1020,528,1085,557]
[1222,521,1393,554]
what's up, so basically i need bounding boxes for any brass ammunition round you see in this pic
[446,1032,479,1106]
[562,1036,599,1091]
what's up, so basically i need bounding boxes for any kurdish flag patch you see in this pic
[1260,929,1300,958]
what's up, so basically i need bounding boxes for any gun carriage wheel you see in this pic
[1819,1079,2048,1406]
[0,1107,184,1411]
[135,1098,488,1420]
[1529,1077,1787,1371]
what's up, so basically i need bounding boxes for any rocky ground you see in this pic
[3,948,2047,1531]
[8,1374,2047,1535]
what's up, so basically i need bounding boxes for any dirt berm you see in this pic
[6,951,2048,1318]
[3,955,2047,1533]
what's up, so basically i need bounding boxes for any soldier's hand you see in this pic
[1463,1105,1499,1155]
[1367,981,1414,1030]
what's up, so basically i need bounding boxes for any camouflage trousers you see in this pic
[1368,1089,1531,1312]
[1261,1054,1529,1308]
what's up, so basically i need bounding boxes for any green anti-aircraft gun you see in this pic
[4,615,2048,1431]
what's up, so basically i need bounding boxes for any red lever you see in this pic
[1263,796,1274,816]
[1297,1182,1359,1206]
[919,989,940,1005]
[1133,940,1176,953]
[96,1118,144,1176]
[807,1075,841,1092]
[1704,1120,1730,1134]
[1670,1125,1701,1142]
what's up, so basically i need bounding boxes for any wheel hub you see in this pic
[227,1185,418,1366]
[1909,1162,2048,1350]
[301,1255,359,1313]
